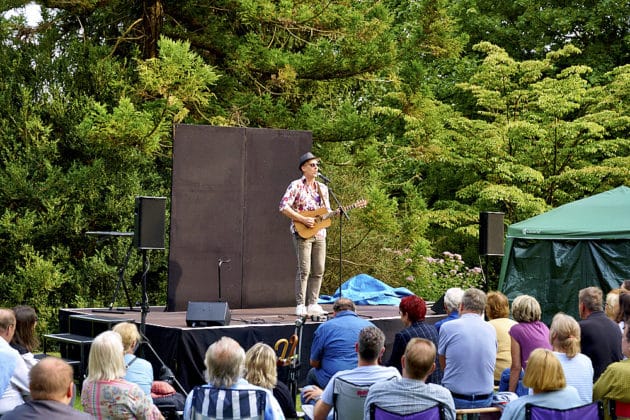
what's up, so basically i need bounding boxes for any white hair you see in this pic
[86,330,126,381]
[444,288,465,311]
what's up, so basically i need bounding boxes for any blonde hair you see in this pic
[403,338,435,380]
[244,343,277,390]
[606,289,621,320]
[550,313,581,358]
[512,295,542,322]
[486,291,510,320]
[112,322,141,352]
[86,331,126,381]
[522,348,566,393]
[205,337,245,387]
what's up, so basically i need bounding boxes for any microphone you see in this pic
[318,173,331,184]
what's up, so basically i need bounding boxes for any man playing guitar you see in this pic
[279,152,330,317]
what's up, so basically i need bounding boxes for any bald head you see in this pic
[30,357,74,402]
[333,298,355,313]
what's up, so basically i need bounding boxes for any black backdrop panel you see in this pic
[168,125,312,310]
[242,128,312,308]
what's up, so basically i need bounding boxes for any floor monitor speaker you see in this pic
[479,211,504,256]
[134,196,166,250]
[186,301,231,327]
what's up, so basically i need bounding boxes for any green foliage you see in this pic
[0,0,628,335]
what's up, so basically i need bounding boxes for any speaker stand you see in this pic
[87,231,137,314]
[136,249,187,396]
[139,249,150,334]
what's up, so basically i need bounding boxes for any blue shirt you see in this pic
[123,354,153,397]
[434,310,459,332]
[364,377,456,420]
[501,386,583,420]
[310,311,374,388]
[438,313,496,395]
[321,365,400,406]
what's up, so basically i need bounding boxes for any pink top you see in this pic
[509,321,552,369]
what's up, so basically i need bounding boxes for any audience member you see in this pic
[621,280,630,293]
[307,298,373,388]
[605,289,621,322]
[81,330,164,419]
[593,324,630,414]
[578,286,623,381]
[386,295,442,384]
[438,288,496,409]
[434,288,464,332]
[245,342,298,419]
[500,349,583,420]
[303,326,400,420]
[183,337,284,419]
[2,357,92,419]
[10,305,40,370]
[500,294,552,396]
[549,313,593,403]
[485,291,517,384]
[112,322,153,396]
[364,338,456,420]
[112,322,185,414]
[615,291,630,332]
[0,308,30,415]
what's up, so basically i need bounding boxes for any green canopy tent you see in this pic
[498,186,630,324]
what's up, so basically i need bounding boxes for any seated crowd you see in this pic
[2,283,630,419]
[295,285,629,419]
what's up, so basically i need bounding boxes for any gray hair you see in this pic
[579,287,603,312]
[205,336,245,387]
[357,326,385,361]
[333,297,355,313]
[444,288,464,312]
[461,288,487,314]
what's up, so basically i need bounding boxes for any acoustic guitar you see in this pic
[294,199,368,239]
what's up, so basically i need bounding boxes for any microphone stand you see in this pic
[321,177,349,297]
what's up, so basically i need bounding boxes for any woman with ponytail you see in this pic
[549,312,593,404]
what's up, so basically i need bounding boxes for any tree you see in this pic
[450,0,630,80]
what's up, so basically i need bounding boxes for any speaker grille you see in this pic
[134,196,166,250]
[479,212,504,256]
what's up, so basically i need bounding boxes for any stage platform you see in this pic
[57,304,443,392]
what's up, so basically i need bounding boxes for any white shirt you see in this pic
[0,338,30,414]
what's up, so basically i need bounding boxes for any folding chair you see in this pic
[332,377,372,420]
[189,385,267,419]
[370,403,445,420]
[525,401,604,420]
[610,400,630,420]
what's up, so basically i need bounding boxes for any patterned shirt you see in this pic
[364,377,456,420]
[387,321,443,384]
[81,378,163,420]
[279,177,330,238]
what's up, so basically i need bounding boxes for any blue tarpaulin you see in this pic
[318,274,413,305]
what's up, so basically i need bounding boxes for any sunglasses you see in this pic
[307,162,320,168]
